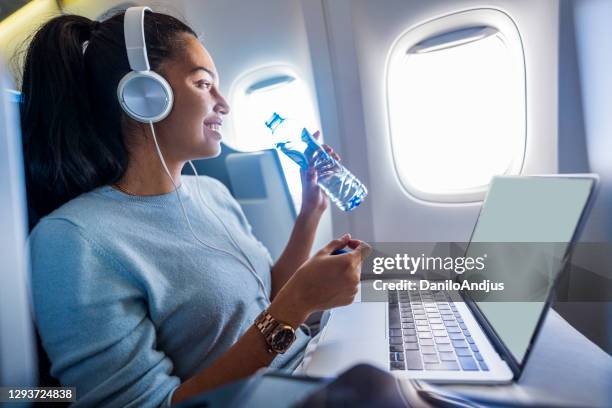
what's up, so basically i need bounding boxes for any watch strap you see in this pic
[255,310,294,354]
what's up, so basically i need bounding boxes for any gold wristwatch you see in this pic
[254,310,296,354]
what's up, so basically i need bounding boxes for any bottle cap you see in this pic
[265,112,285,132]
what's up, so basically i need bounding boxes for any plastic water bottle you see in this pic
[265,112,368,212]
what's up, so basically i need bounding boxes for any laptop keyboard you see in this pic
[388,289,489,372]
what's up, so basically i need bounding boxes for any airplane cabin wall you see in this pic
[306,0,560,243]
[558,0,612,353]
[573,0,612,242]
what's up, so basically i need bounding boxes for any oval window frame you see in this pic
[385,8,527,203]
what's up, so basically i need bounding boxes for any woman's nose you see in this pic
[214,92,230,115]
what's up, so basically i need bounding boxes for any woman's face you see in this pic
[155,33,230,162]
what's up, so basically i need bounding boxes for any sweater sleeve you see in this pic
[29,218,180,408]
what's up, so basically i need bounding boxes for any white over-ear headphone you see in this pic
[117,6,173,123]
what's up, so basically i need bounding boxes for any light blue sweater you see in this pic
[29,176,310,407]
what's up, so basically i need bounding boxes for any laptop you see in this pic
[302,175,598,383]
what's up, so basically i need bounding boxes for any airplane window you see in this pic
[228,67,320,211]
[387,20,526,203]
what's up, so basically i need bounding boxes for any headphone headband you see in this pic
[124,6,151,72]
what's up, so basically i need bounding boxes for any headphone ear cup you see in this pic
[117,71,173,123]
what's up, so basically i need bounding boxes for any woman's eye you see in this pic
[196,80,212,90]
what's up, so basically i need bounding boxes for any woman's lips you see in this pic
[204,122,222,140]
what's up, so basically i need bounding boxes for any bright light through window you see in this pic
[228,69,320,211]
[387,27,525,202]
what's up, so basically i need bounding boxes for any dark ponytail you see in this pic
[21,11,196,222]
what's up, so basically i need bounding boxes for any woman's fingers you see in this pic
[346,238,362,249]
[319,234,351,255]
[311,130,341,161]
[322,144,341,161]
[308,167,317,184]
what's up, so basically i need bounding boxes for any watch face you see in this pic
[271,326,296,353]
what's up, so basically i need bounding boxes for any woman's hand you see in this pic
[299,131,341,219]
[270,132,343,298]
[269,235,372,326]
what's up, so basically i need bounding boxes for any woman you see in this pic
[24,9,369,407]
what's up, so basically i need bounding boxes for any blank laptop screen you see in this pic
[462,176,593,364]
